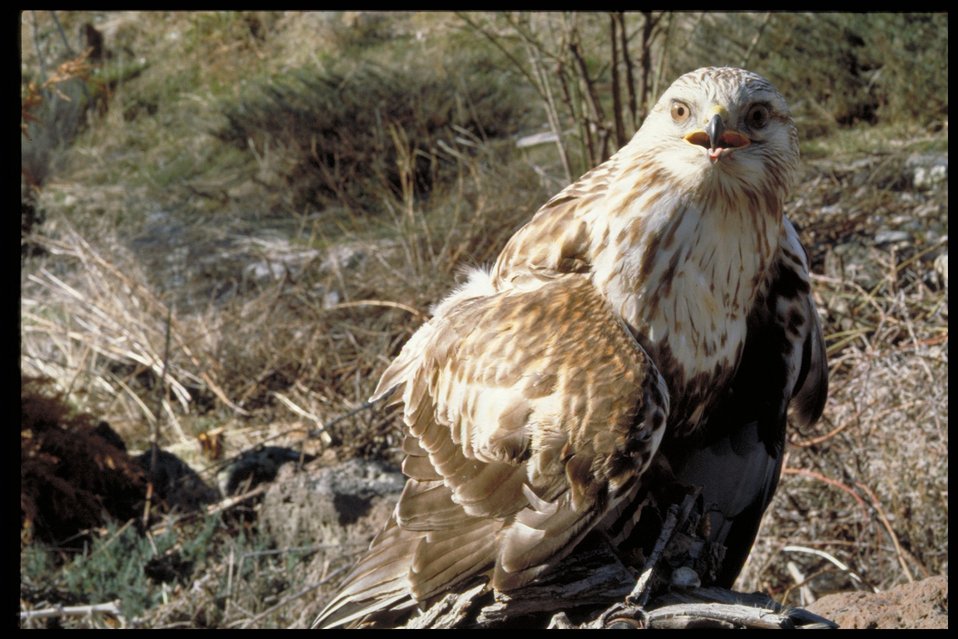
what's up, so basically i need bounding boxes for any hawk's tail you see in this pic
[312,520,420,629]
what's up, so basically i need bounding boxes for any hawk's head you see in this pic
[634,67,799,204]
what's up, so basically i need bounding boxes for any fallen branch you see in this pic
[20,600,123,623]
[855,481,915,583]
[396,488,836,629]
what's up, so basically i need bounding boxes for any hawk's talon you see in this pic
[599,602,649,629]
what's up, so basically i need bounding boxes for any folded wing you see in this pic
[315,272,670,628]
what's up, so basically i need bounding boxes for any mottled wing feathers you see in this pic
[314,519,422,629]
[493,150,623,283]
[315,272,669,627]
[755,218,828,431]
[780,224,829,429]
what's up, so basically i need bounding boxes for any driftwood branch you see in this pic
[396,487,837,629]
[401,574,839,629]
[629,587,837,629]
[400,540,635,628]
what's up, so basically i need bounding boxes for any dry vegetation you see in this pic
[20,11,946,628]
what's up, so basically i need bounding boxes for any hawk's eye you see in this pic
[670,101,691,123]
[746,104,770,129]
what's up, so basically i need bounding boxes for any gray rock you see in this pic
[260,458,404,551]
[906,153,947,191]
[135,445,222,513]
[223,445,316,495]
[873,230,910,246]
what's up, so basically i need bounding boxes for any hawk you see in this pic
[315,66,828,628]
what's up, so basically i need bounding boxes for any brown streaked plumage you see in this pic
[315,67,827,628]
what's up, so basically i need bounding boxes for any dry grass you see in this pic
[21,135,547,453]
[23,228,200,446]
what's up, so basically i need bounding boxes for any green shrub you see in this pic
[215,49,531,213]
[670,13,948,133]
[21,517,224,623]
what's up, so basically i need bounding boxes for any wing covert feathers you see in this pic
[315,273,669,627]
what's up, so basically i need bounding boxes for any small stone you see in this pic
[933,253,948,289]
[670,566,701,590]
[873,230,910,246]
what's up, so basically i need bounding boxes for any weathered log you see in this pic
[396,489,837,629]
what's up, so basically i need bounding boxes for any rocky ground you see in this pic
[807,575,948,629]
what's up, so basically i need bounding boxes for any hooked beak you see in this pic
[705,113,726,150]
[684,107,751,161]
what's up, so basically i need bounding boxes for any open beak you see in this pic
[684,107,750,161]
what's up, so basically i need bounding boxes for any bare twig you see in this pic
[855,481,915,584]
[48,10,77,57]
[20,600,124,623]
[638,11,657,123]
[569,36,609,163]
[608,14,626,148]
[783,544,874,591]
[455,13,540,95]
[741,12,772,69]
[521,24,574,183]
[147,485,269,537]
[615,12,638,132]
[325,299,426,321]
[782,466,868,512]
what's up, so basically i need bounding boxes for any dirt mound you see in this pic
[807,575,947,629]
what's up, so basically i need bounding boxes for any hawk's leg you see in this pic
[596,491,701,628]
